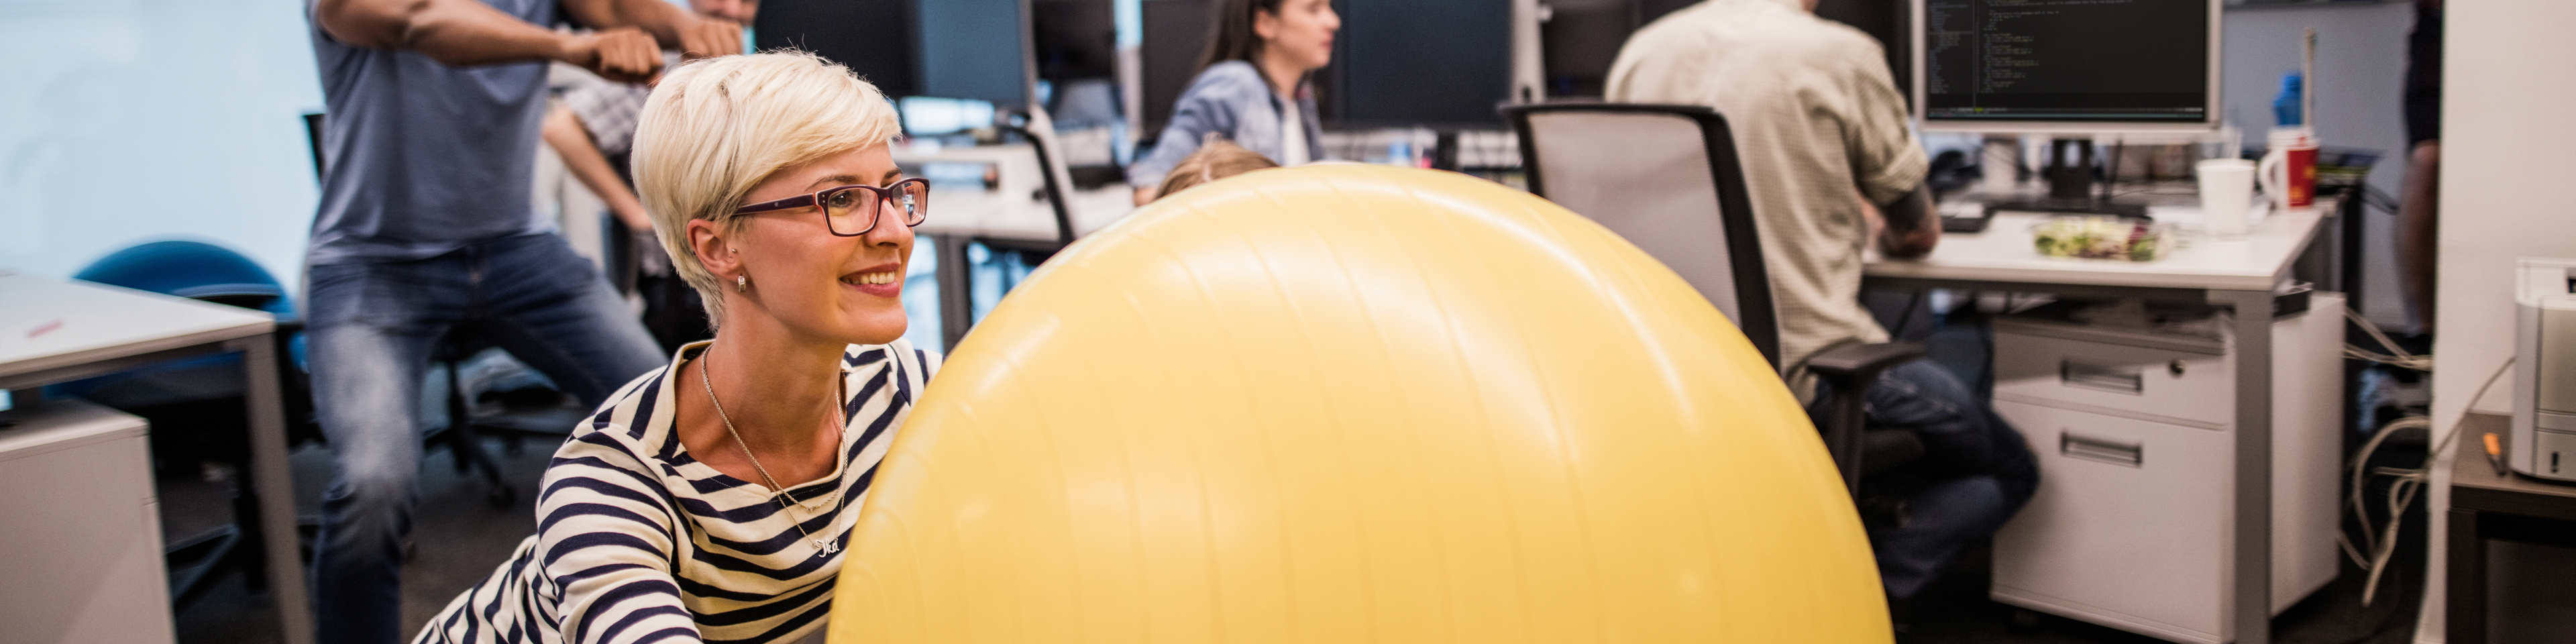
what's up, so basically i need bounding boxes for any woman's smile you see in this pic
[839,262,904,298]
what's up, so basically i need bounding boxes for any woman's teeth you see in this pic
[843,271,899,286]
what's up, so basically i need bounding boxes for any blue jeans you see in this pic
[303,234,663,644]
[1812,359,2040,600]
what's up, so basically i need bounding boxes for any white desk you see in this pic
[917,184,1136,242]
[896,142,1142,347]
[916,182,1136,349]
[898,142,1139,242]
[0,273,312,644]
[1872,208,2324,292]
[1863,203,2330,644]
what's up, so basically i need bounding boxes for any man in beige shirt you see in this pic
[1609,0,2035,602]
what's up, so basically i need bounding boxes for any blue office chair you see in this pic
[61,239,315,610]
[64,239,311,437]
[76,241,291,313]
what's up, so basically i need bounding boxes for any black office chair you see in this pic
[1502,103,1925,495]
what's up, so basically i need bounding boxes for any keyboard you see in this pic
[1940,211,1994,233]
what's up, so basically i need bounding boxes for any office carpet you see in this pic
[167,419,566,644]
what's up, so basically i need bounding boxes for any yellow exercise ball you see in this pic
[830,165,1886,643]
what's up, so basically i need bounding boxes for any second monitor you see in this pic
[1913,0,2219,133]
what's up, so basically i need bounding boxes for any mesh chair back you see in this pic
[1503,104,1780,367]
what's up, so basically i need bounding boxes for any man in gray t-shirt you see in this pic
[1609,0,2035,603]
[303,1,737,641]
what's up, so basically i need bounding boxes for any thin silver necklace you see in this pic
[698,347,847,558]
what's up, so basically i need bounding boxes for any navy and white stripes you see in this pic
[417,339,936,644]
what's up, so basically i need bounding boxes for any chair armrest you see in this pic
[1808,341,1924,496]
[1805,341,1927,386]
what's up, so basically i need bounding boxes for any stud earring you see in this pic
[736,275,749,292]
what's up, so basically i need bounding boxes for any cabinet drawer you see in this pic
[1993,330,2233,427]
[1990,400,2230,642]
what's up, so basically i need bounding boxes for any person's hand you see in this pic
[559,27,662,83]
[676,17,744,60]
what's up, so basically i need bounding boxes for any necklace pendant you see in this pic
[814,537,840,557]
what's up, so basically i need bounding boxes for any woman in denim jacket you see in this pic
[1129,0,1338,205]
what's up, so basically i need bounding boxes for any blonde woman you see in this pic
[1148,138,1281,202]
[416,51,936,644]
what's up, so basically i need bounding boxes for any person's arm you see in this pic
[539,445,702,644]
[1874,184,1938,259]
[543,107,656,232]
[561,0,743,60]
[1835,36,1937,260]
[314,0,662,82]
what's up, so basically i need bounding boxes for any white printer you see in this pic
[2512,258,2576,481]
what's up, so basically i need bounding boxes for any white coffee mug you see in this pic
[2198,158,2258,239]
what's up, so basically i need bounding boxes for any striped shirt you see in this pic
[417,339,938,644]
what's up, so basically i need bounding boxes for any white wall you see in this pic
[2420,1,2576,641]
[0,0,325,288]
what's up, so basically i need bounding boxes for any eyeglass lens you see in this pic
[821,181,929,235]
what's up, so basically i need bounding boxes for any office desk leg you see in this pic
[229,335,315,644]
[936,235,975,352]
[2213,288,2275,644]
[2447,507,2486,644]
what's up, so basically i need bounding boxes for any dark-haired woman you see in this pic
[1127,0,1338,205]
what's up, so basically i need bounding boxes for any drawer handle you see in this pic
[2061,432,2144,468]
[2059,360,2145,394]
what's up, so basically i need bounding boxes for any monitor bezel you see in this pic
[1910,0,2224,134]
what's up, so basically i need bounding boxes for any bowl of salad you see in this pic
[2031,216,2176,262]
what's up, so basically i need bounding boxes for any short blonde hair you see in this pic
[631,51,902,327]
[1152,138,1279,201]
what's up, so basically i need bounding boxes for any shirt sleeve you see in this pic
[1128,72,1247,189]
[1837,42,1930,205]
[539,435,701,644]
[561,80,652,158]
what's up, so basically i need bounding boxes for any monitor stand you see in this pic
[1984,138,2150,220]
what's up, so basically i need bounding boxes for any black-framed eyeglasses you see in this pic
[732,177,930,236]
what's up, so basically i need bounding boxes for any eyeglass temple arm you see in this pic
[736,193,814,215]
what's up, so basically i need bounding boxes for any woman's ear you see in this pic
[689,218,740,279]
[1253,7,1281,42]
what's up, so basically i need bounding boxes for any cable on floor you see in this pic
[2335,358,2512,606]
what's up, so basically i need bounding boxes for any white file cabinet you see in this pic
[0,398,176,644]
[1988,293,2345,644]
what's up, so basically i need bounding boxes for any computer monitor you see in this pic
[1536,0,1698,99]
[1139,0,1214,140]
[755,0,918,97]
[1032,0,1117,83]
[918,0,1036,108]
[1324,0,1514,130]
[1911,0,2221,133]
